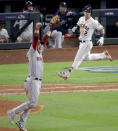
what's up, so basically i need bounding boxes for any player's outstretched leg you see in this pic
[57,67,73,80]
[104,50,112,61]
[8,110,16,124]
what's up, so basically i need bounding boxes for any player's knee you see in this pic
[84,55,91,61]
[28,100,37,108]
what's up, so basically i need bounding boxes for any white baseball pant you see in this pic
[11,77,41,127]
[72,41,106,69]
[48,30,64,48]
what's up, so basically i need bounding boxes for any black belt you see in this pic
[34,78,42,81]
[79,40,91,43]
[24,77,42,82]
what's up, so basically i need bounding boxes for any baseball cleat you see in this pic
[8,110,16,125]
[104,50,112,61]
[16,121,27,131]
[57,71,69,80]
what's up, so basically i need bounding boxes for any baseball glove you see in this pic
[49,15,60,29]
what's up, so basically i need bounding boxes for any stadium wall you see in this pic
[0,45,117,65]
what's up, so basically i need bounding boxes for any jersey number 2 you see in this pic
[84,30,87,36]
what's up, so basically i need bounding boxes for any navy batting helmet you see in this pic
[59,2,67,7]
[25,1,33,8]
[83,4,92,12]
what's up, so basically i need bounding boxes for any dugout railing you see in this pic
[0,12,43,50]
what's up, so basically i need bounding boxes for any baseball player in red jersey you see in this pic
[57,5,112,80]
[7,22,51,131]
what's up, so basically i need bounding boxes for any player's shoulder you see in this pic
[79,16,84,19]
[89,17,98,24]
[92,18,100,25]
[55,9,60,16]
[79,16,84,21]
[0,28,7,33]
[90,17,98,23]
[66,9,73,13]
[89,17,95,22]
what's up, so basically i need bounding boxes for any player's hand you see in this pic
[97,37,104,46]
[36,22,42,29]
[35,23,42,34]
[67,11,72,16]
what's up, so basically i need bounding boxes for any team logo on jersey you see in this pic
[84,25,89,31]
[77,66,118,73]
[37,57,43,61]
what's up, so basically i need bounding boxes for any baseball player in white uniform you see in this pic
[43,25,64,48]
[8,22,43,131]
[0,22,9,43]
[46,2,77,48]
[48,30,64,48]
[17,1,33,42]
[57,5,112,80]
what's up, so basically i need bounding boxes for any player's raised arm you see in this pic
[32,22,42,50]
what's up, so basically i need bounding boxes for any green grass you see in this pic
[0,92,118,131]
[0,60,118,85]
[0,60,118,131]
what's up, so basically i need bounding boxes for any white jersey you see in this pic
[19,11,33,42]
[0,28,9,39]
[77,16,103,41]
[19,20,33,33]
[27,44,44,79]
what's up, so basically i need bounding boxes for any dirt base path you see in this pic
[0,127,20,131]
[0,83,118,95]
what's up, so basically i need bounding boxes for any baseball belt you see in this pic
[79,40,92,43]
[24,76,42,82]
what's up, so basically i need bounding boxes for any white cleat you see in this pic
[57,71,69,80]
[8,110,16,125]
[104,50,112,61]
[16,121,27,131]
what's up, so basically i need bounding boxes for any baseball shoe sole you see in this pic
[8,110,15,125]
[104,50,112,61]
[16,121,27,131]
[57,72,68,80]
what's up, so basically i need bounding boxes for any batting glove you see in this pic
[97,37,104,46]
